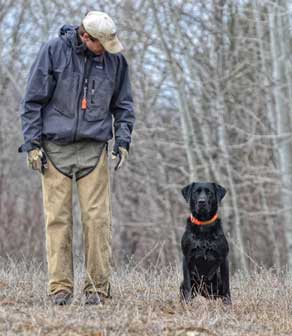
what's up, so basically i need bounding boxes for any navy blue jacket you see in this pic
[19,25,135,152]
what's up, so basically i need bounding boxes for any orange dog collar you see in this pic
[190,213,218,225]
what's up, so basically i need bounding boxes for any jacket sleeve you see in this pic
[18,42,56,152]
[110,54,135,150]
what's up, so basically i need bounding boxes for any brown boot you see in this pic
[85,292,104,305]
[51,290,72,305]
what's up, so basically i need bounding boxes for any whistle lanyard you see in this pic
[81,57,93,110]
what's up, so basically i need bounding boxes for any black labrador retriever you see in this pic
[180,182,231,305]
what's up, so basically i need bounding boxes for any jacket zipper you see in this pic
[74,56,88,141]
[91,80,95,104]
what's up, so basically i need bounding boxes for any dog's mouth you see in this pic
[192,204,212,220]
[195,204,208,213]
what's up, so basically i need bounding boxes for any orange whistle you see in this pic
[82,98,87,109]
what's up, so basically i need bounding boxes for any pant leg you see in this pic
[41,159,74,295]
[76,147,112,296]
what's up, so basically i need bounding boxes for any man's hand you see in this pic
[112,145,128,170]
[27,148,45,173]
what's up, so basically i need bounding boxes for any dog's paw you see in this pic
[179,289,192,304]
[180,295,192,305]
[222,296,232,306]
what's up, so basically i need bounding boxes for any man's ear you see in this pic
[181,183,195,203]
[213,183,227,201]
[81,32,90,42]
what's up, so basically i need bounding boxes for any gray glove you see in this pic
[27,148,47,174]
[112,146,128,170]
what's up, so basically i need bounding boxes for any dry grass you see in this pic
[0,258,292,336]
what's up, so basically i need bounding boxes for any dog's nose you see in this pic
[198,199,206,205]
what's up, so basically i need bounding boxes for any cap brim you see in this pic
[100,36,123,54]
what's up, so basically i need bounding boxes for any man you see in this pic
[18,11,135,305]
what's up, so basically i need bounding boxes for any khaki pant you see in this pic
[41,147,112,296]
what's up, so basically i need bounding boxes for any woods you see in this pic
[1,0,292,272]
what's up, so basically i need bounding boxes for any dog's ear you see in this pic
[181,183,195,203]
[213,183,227,201]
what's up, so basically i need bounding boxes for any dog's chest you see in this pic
[188,232,228,265]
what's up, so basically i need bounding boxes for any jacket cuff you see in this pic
[113,140,130,155]
[115,140,130,151]
[18,141,41,153]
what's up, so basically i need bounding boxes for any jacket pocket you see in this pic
[84,72,114,122]
[51,71,80,118]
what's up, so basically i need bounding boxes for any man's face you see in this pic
[81,33,105,55]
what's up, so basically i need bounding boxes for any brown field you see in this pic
[0,259,292,336]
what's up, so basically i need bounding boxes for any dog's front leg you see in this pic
[220,257,232,305]
[180,256,192,303]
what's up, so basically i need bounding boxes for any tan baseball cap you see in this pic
[82,11,123,54]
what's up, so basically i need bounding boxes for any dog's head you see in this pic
[181,182,226,220]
